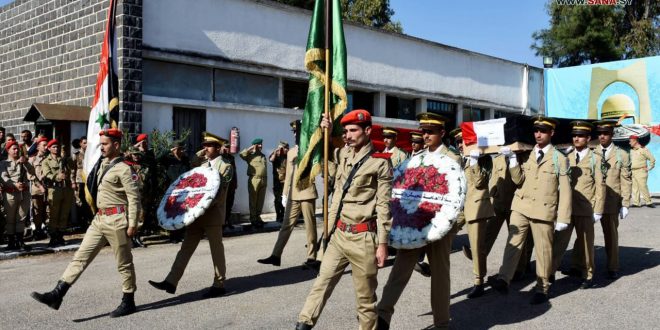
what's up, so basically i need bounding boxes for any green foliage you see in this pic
[148,129,191,159]
[532,0,659,67]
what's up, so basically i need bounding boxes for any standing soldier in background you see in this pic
[258,120,319,269]
[126,147,149,248]
[1,140,43,251]
[221,142,238,230]
[382,127,408,168]
[270,141,289,223]
[31,128,140,317]
[0,127,7,161]
[240,138,267,228]
[0,127,5,243]
[74,136,92,227]
[29,137,49,241]
[159,141,190,243]
[42,140,76,247]
[20,130,33,157]
[594,120,631,279]
[410,131,424,156]
[629,135,655,208]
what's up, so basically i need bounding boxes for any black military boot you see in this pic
[110,292,137,317]
[132,236,146,248]
[257,255,281,266]
[15,234,32,251]
[295,322,313,330]
[47,231,59,248]
[57,231,66,246]
[30,280,71,310]
[5,235,17,250]
[466,284,485,299]
[148,280,176,294]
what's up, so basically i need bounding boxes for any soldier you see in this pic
[74,136,92,227]
[382,127,408,168]
[31,129,140,317]
[221,143,238,229]
[593,120,631,279]
[489,116,572,305]
[240,138,267,228]
[296,110,392,330]
[149,132,233,298]
[41,139,77,247]
[29,137,49,241]
[1,140,43,251]
[378,112,460,330]
[159,141,191,243]
[629,135,655,208]
[258,120,319,268]
[551,121,604,289]
[410,131,424,156]
[20,130,33,157]
[269,141,289,223]
[126,147,149,248]
[0,127,6,160]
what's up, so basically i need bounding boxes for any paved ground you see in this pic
[1,201,658,329]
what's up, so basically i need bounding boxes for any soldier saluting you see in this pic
[41,139,77,247]
[31,128,141,317]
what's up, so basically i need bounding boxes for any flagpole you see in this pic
[322,0,332,251]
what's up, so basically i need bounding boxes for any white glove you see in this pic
[500,146,512,157]
[564,146,574,154]
[593,213,602,223]
[469,150,480,167]
[281,195,288,208]
[619,207,629,219]
[555,222,569,232]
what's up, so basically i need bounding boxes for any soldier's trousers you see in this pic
[483,209,531,274]
[48,187,74,232]
[599,213,619,272]
[248,176,266,222]
[298,230,378,329]
[378,233,454,328]
[498,211,554,294]
[61,212,136,293]
[272,199,317,259]
[3,191,30,234]
[467,217,490,285]
[31,195,47,230]
[272,180,284,220]
[165,207,226,288]
[631,169,652,206]
[552,215,594,280]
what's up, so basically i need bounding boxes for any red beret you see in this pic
[47,139,59,148]
[136,133,148,142]
[630,135,639,140]
[340,109,372,126]
[36,137,49,144]
[100,128,123,138]
[4,140,17,151]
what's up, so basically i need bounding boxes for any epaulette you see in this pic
[372,153,392,159]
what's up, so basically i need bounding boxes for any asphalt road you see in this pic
[1,202,658,329]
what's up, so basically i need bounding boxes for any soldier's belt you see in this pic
[336,218,377,234]
[47,182,67,188]
[97,206,126,216]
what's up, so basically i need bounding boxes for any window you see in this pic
[386,95,415,120]
[494,110,514,119]
[463,106,486,122]
[282,80,309,109]
[214,69,279,107]
[427,99,457,132]
[347,90,374,114]
[143,60,212,101]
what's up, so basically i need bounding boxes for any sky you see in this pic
[390,0,550,66]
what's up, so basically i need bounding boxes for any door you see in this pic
[173,107,206,154]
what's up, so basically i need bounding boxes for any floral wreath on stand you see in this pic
[389,152,466,249]
[157,167,220,230]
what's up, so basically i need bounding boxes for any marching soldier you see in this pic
[270,141,289,223]
[149,132,233,298]
[31,129,141,317]
[258,120,319,268]
[240,138,267,228]
[1,140,43,251]
[296,110,392,330]
[382,127,408,168]
[489,116,572,305]
[551,121,604,289]
[593,120,631,279]
[41,139,77,247]
[28,137,49,241]
[410,131,424,156]
[629,135,655,208]
[378,112,460,329]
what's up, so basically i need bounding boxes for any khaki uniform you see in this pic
[464,156,495,285]
[272,146,318,259]
[552,149,605,280]
[595,145,631,272]
[298,142,392,329]
[270,151,287,221]
[60,158,140,292]
[29,153,48,231]
[498,146,572,294]
[0,159,39,234]
[384,146,408,169]
[164,157,233,288]
[378,145,461,328]
[41,154,76,234]
[630,146,655,206]
[239,148,267,223]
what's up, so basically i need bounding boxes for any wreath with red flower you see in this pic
[158,167,221,230]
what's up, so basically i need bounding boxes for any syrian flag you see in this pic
[461,118,507,147]
[83,0,119,176]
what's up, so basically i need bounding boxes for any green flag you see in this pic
[295,0,347,189]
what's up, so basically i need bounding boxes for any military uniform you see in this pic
[630,142,655,207]
[1,148,40,250]
[74,147,92,227]
[409,131,425,157]
[239,140,267,226]
[297,110,392,330]
[28,142,48,239]
[222,152,238,226]
[41,141,77,245]
[270,141,288,222]
[382,127,408,168]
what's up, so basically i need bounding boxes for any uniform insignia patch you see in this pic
[131,173,139,181]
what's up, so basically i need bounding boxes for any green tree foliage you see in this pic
[532,0,659,67]
[275,0,402,33]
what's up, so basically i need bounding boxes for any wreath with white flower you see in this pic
[389,152,466,249]
[157,166,220,231]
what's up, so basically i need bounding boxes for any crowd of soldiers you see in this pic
[22,109,656,328]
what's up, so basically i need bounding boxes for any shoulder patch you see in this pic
[372,153,392,159]
[131,172,139,182]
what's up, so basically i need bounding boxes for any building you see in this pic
[0,0,544,213]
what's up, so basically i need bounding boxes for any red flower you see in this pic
[164,193,205,219]
[175,173,208,190]
[391,199,442,229]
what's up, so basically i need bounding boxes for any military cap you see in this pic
[593,120,618,133]
[136,133,148,143]
[251,138,263,145]
[382,127,399,138]
[127,146,144,156]
[4,140,16,151]
[202,132,228,146]
[36,137,49,144]
[569,121,594,135]
[532,116,559,130]
[46,139,59,148]
[417,112,448,129]
[630,135,639,140]
[449,127,463,140]
[410,131,423,143]
[171,141,186,149]
[340,109,372,126]
[278,140,289,148]
[290,120,301,132]
[100,128,123,138]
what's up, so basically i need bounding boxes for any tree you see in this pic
[531,0,659,67]
[275,0,403,33]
